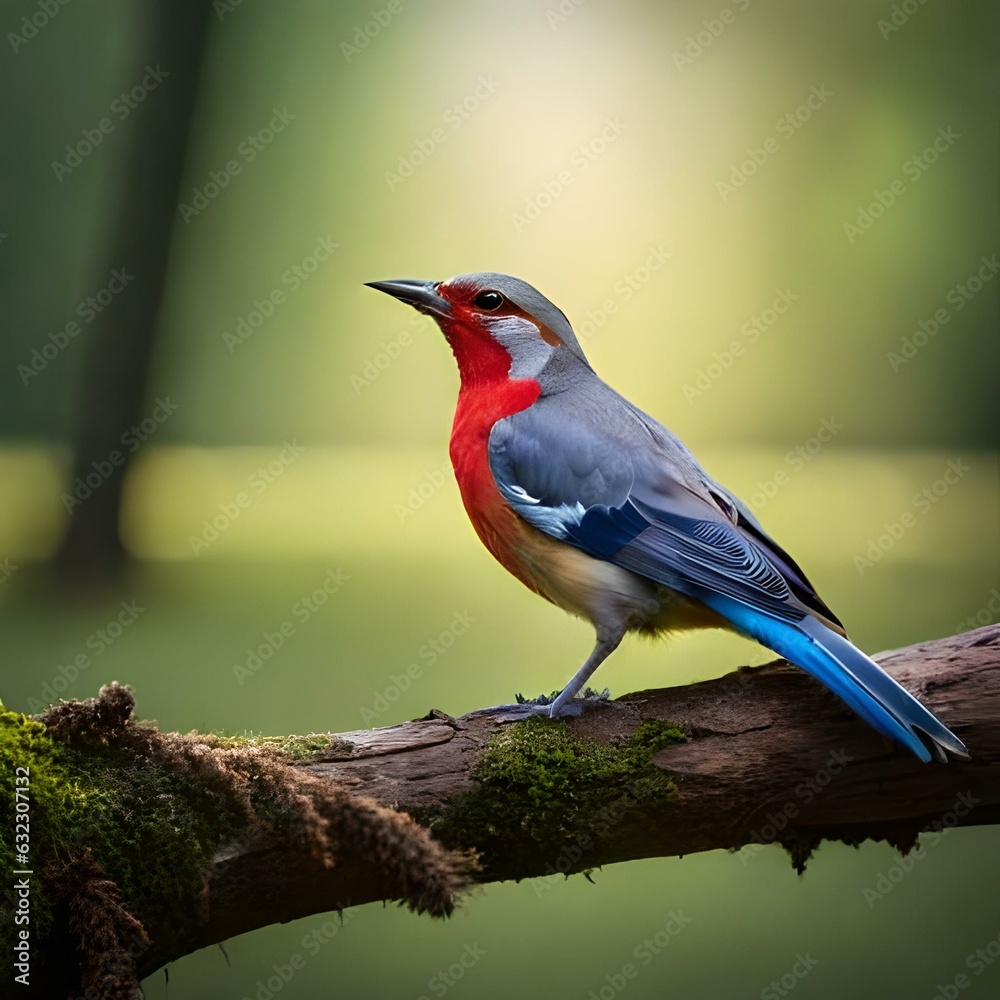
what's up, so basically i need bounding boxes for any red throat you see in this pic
[443,319,542,588]
[439,317,514,388]
[445,318,539,466]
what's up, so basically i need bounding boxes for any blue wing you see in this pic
[488,396,828,626]
[488,396,968,762]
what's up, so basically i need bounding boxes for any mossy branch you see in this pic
[2,625,998,996]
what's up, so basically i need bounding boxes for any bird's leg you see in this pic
[547,624,626,718]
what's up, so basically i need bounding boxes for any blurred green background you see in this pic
[1,0,998,997]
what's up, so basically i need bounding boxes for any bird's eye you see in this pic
[474,290,504,310]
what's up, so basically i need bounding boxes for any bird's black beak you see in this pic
[365,278,451,316]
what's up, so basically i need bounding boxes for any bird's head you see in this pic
[366,272,589,386]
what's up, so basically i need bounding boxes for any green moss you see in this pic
[1,704,88,947]
[208,731,343,760]
[776,823,923,874]
[65,744,250,930]
[0,702,260,980]
[428,716,684,877]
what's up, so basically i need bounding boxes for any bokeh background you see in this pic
[1,0,998,997]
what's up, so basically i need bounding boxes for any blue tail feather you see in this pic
[702,595,968,763]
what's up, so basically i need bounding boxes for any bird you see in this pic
[366,272,968,763]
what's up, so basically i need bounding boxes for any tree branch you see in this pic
[152,624,1000,976]
[16,626,1000,991]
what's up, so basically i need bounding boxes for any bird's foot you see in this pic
[514,687,611,718]
[469,688,612,724]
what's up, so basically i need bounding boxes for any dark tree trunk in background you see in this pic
[56,0,215,582]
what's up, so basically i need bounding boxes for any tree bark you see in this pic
[138,623,1000,978]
